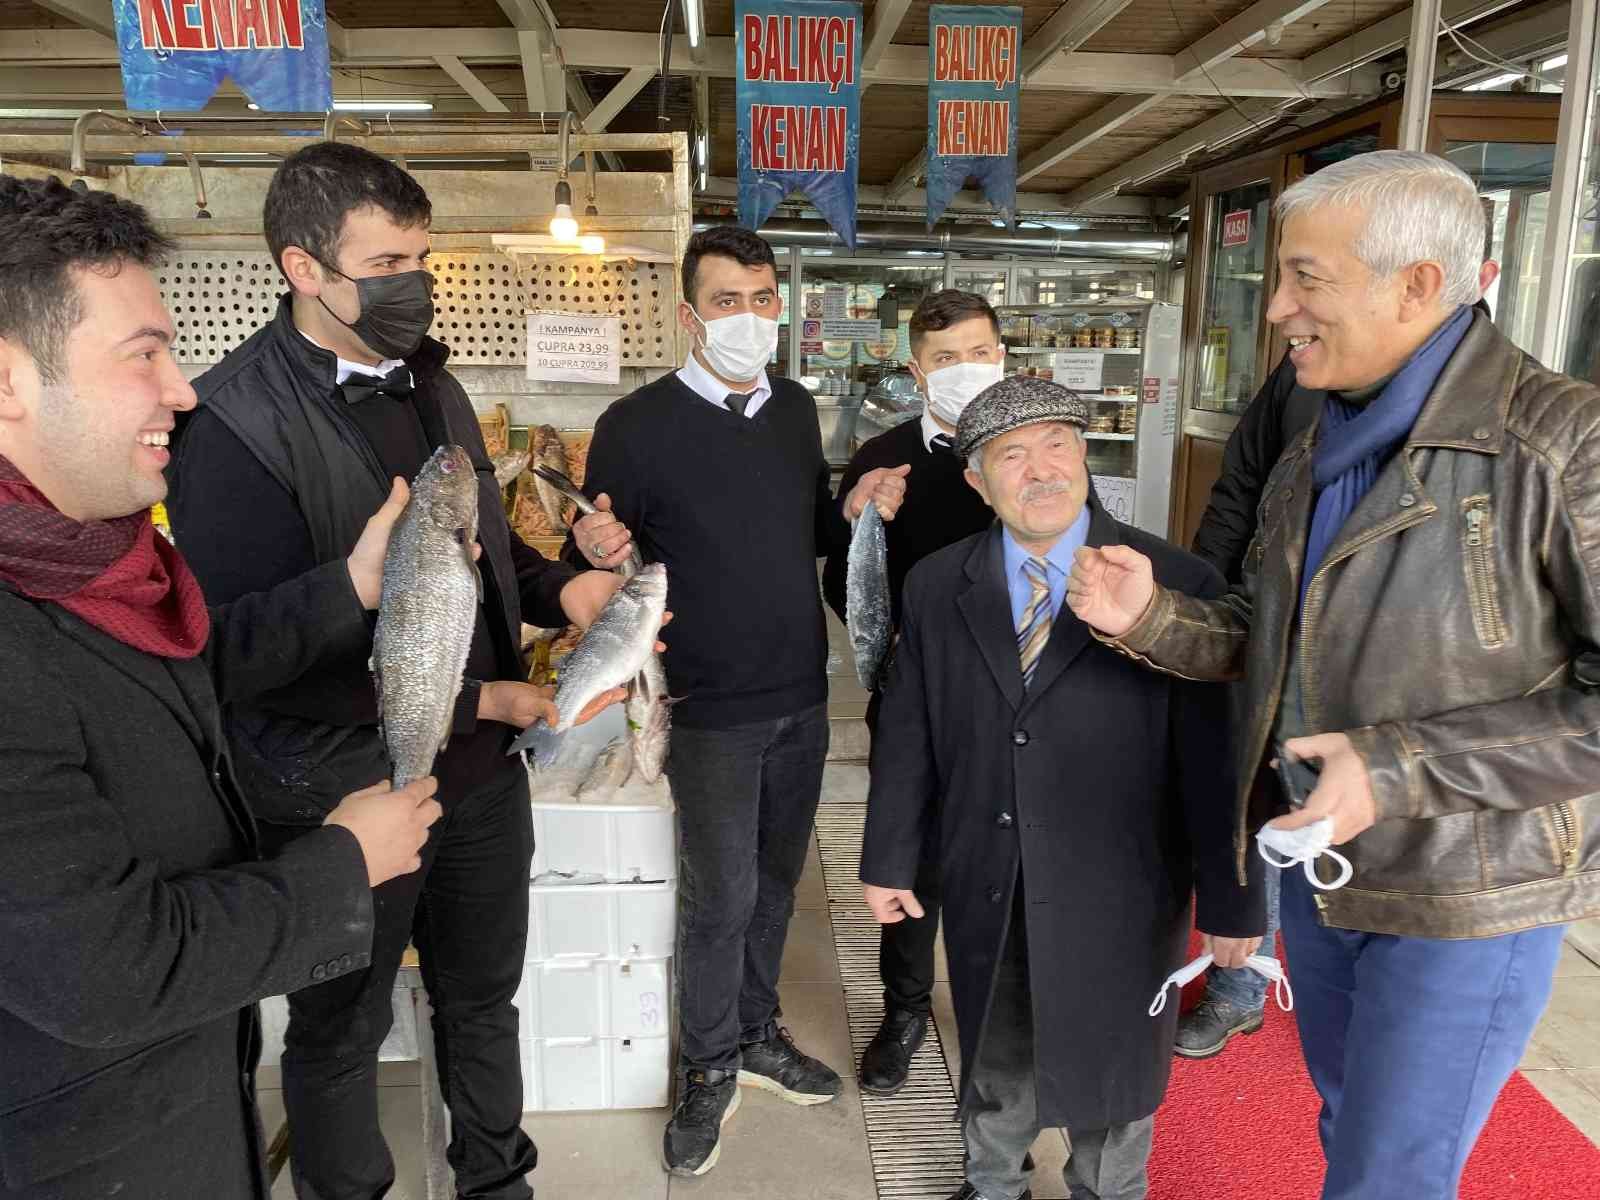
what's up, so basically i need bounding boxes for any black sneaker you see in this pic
[948,1183,1033,1200]
[737,1022,842,1105]
[662,1067,740,1177]
[859,1007,929,1096]
[1173,996,1264,1059]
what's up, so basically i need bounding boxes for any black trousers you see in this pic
[667,702,830,1071]
[866,690,942,1017]
[260,767,537,1200]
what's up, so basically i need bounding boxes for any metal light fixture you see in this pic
[550,111,580,241]
[684,0,704,50]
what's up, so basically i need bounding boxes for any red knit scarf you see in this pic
[0,456,210,658]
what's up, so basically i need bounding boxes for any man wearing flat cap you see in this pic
[860,377,1263,1200]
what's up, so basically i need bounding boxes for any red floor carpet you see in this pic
[1143,985,1600,1198]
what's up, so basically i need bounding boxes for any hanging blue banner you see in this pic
[735,0,862,248]
[111,0,333,112]
[925,5,1021,229]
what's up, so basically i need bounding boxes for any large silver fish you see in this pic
[529,463,673,780]
[846,500,892,690]
[576,736,635,803]
[492,449,530,490]
[373,445,480,788]
[532,425,570,533]
[507,564,668,753]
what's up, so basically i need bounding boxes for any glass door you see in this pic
[1194,179,1274,416]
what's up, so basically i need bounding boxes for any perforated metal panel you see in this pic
[157,249,677,368]
[515,257,676,367]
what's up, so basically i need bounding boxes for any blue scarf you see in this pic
[1300,305,1474,613]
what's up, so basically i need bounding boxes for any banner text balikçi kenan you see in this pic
[741,10,857,174]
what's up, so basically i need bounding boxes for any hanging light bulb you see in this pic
[549,177,579,242]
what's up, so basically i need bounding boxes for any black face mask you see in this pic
[317,264,436,361]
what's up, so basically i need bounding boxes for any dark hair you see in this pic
[681,226,778,304]
[264,141,431,278]
[0,175,172,384]
[909,289,1000,354]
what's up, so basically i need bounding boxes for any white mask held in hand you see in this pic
[917,359,1005,425]
[1257,818,1355,891]
[1149,952,1295,1017]
[691,310,780,383]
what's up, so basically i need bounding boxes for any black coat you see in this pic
[0,561,375,1200]
[861,499,1263,1130]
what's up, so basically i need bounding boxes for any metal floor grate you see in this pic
[814,804,966,1200]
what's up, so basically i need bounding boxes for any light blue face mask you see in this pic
[1149,953,1294,1018]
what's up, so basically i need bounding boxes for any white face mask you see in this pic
[1148,952,1295,1017]
[1256,817,1354,891]
[916,359,1005,425]
[691,310,780,383]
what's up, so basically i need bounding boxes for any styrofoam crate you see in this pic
[531,801,677,883]
[521,1035,672,1112]
[515,957,672,1040]
[527,879,676,961]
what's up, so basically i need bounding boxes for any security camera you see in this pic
[1383,70,1404,91]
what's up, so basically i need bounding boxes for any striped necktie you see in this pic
[1016,557,1053,690]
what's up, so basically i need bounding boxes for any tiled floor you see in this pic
[255,616,1600,1198]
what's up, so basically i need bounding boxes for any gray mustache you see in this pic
[1018,480,1071,503]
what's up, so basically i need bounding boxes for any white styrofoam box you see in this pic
[515,957,671,1040]
[527,879,677,961]
[531,801,677,883]
[521,1035,672,1112]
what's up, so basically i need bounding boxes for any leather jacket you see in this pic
[1113,314,1600,939]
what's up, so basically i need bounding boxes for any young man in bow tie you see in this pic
[822,289,999,1098]
[168,142,625,1200]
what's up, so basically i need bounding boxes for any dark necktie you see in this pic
[341,364,415,406]
[725,391,752,418]
[931,433,954,453]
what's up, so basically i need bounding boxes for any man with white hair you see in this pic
[1069,148,1600,1198]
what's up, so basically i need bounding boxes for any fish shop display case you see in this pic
[996,301,1183,539]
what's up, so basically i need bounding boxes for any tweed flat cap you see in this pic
[954,375,1090,460]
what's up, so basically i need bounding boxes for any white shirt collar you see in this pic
[677,350,771,414]
[298,327,406,386]
[920,411,957,454]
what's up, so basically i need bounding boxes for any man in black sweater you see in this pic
[821,290,997,1097]
[566,226,908,1178]
[167,143,625,1200]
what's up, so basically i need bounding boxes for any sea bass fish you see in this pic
[846,500,892,690]
[492,449,530,490]
[532,425,571,533]
[529,463,673,777]
[373,445,480,788]
[508,564,668,753]
[576,736,635,803]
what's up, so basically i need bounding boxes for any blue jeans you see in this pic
[1204,863,1282,1011]
[1279,869,1566,1200]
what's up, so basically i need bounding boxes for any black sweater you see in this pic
[821,416,994,633]
[562,372,847,729]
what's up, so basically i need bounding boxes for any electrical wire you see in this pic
[1166,0,1271,138]
[1438,14,1563,89]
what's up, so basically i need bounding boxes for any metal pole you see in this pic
[1531,0,1600,371]
[1397,0,1443,150]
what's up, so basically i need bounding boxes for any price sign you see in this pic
[526,313,621,385]
[1221,209,1252,248]
[1092,475,1136,523]
[1053,351,1104,393]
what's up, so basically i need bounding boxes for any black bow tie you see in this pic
[930,433,955,453]
[340,364,414,406]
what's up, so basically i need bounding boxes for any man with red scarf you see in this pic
[0,176,443,1200]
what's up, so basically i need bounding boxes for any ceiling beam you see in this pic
[1016,94,1164,185]
[517,29,565,112]
[1435,0,1571,84]
[582,66,655,133]
[1299,0,1523,82]
[564,75,625,170]
[324,17,348,60]
[30,0,115,39]
[861,0,914,73]
[494,0,558,42]
[882,152,926,203]
[1175,0,1337,75]
[1062,101,1284,207]
[700,175,1159,219]
[434,54,511,114]
[1021,0,1135,77]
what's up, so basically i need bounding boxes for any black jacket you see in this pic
[861,498,1262,1129]
[1189,354,1319,583]
[168,298,575,818]
[0,562,374,1200]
